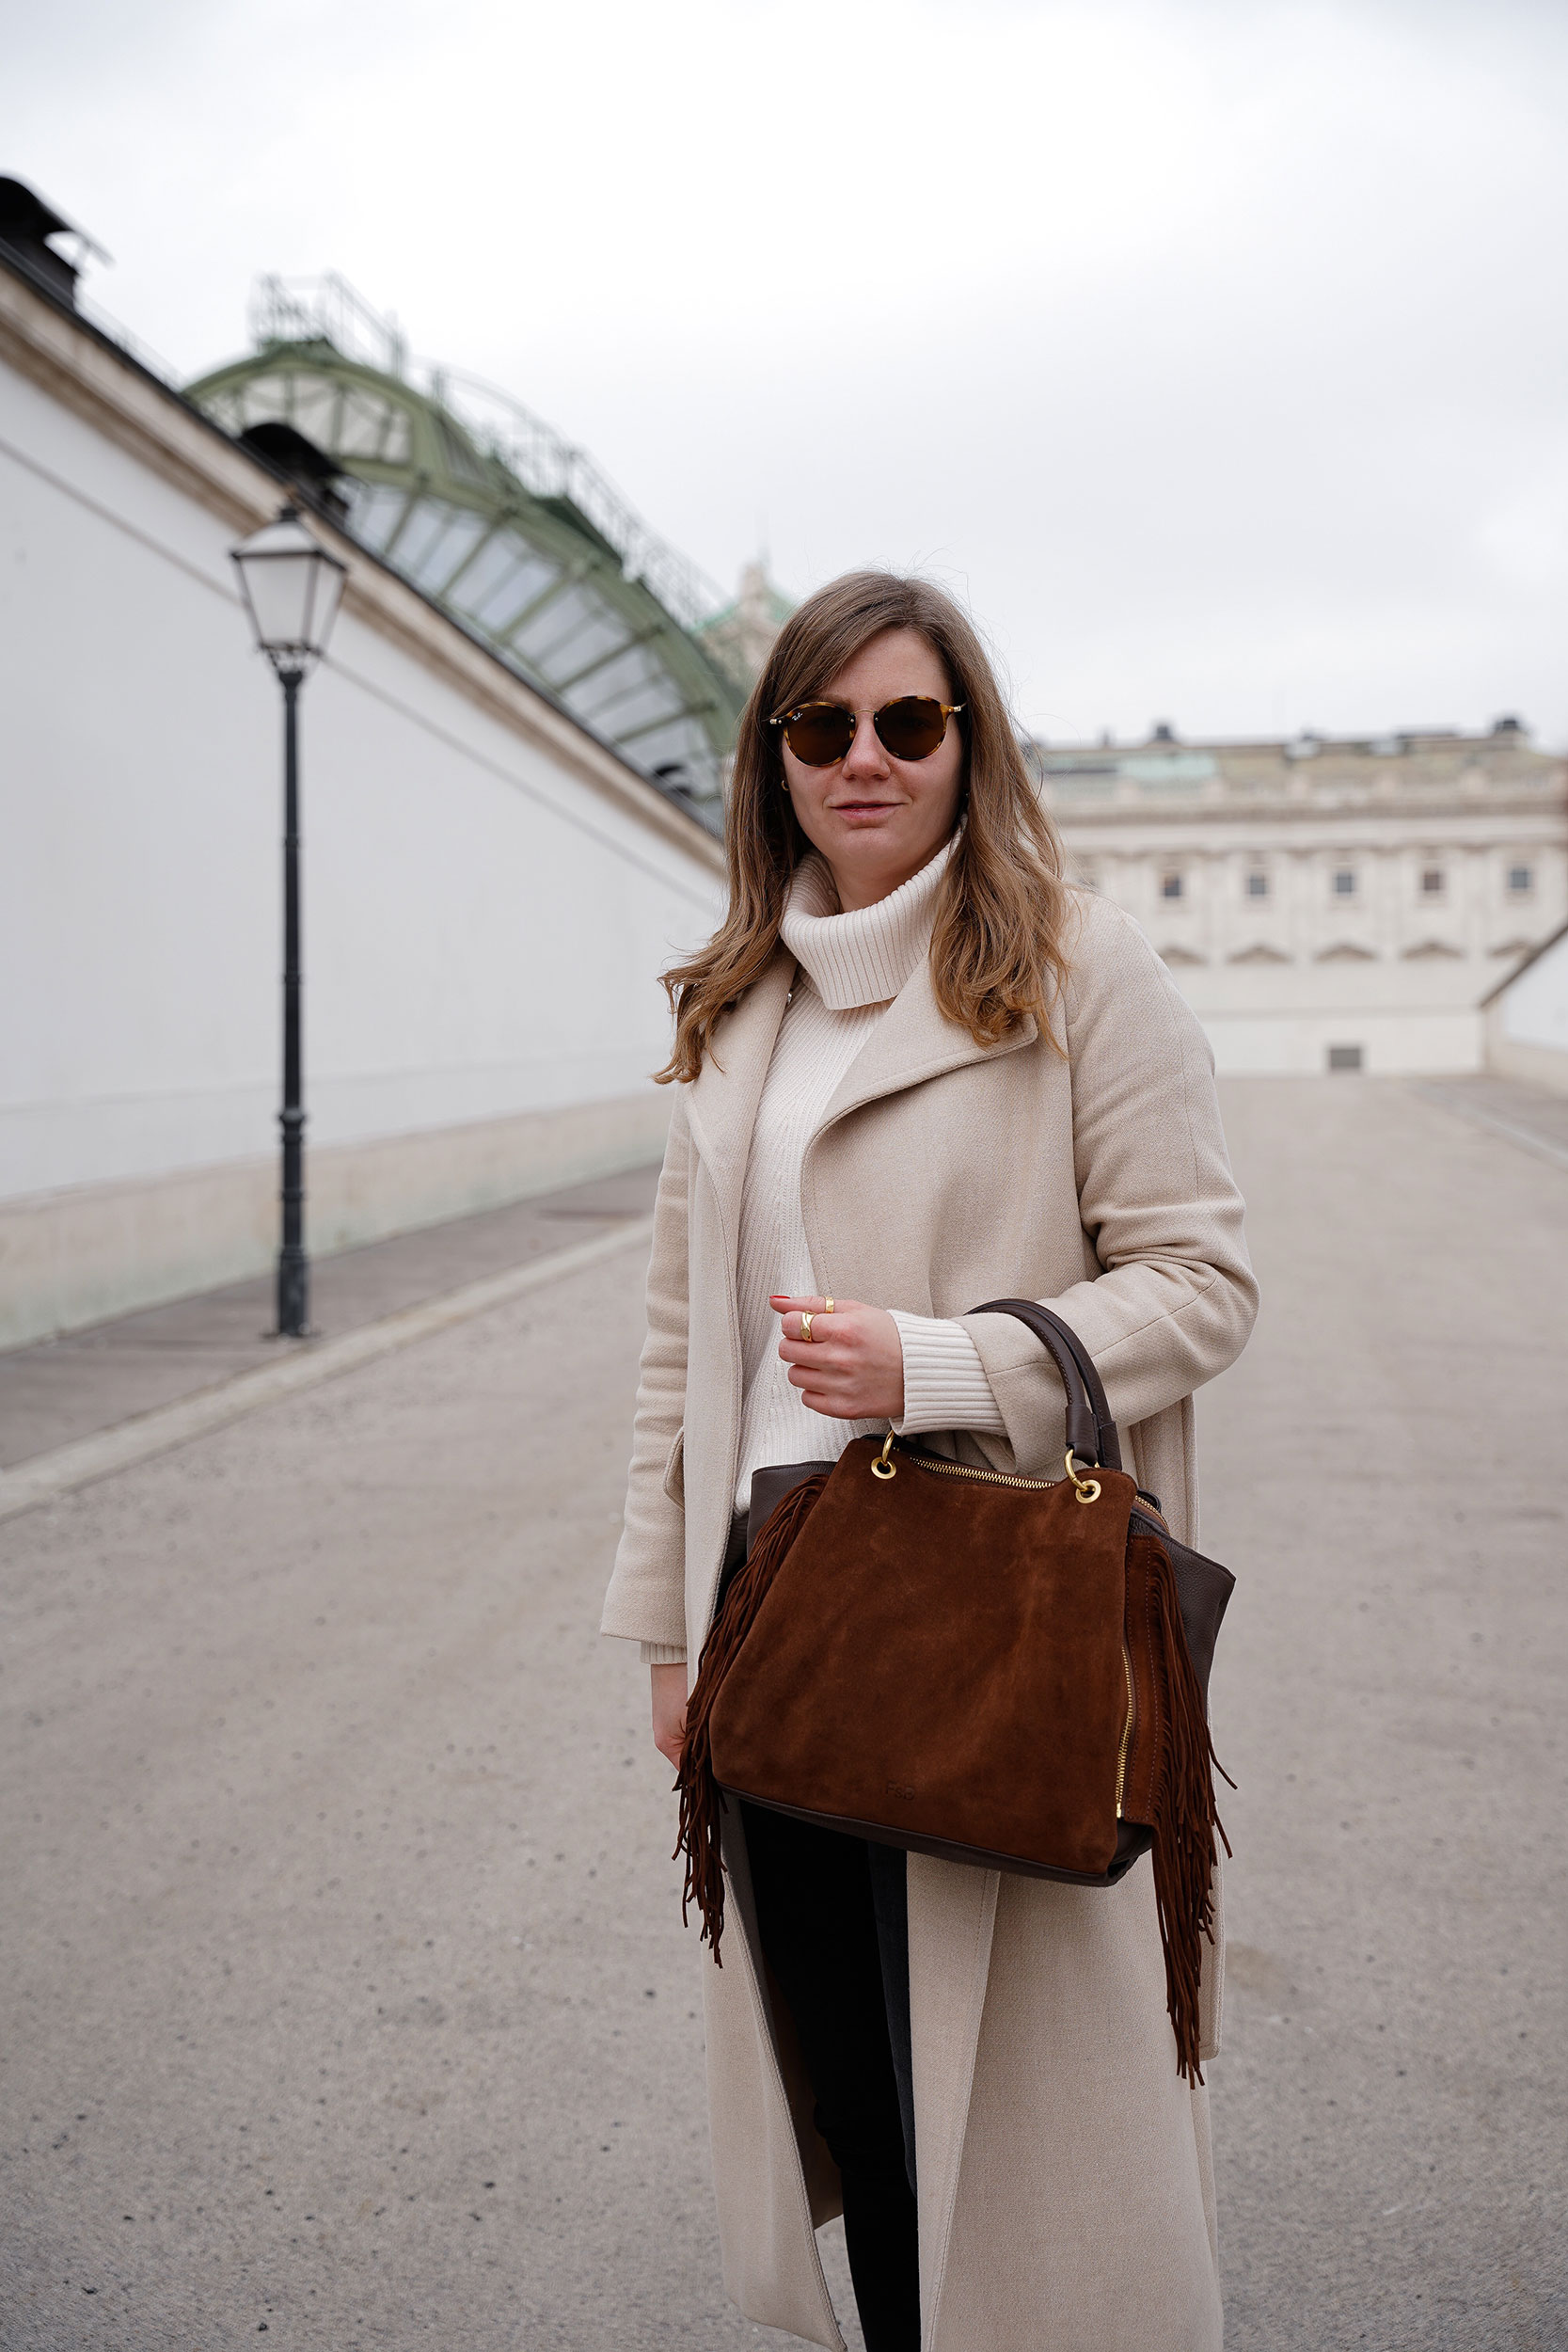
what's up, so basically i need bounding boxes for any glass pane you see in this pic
[405,508,488,595]
[570,641,662,718]
[507,578,596,655]
[538,611,630,684]
[337,386,409,462]
[303,550,345,650]
[624,713,708,769]
[457,533,559,630]
[519,590,624,675]
[287,377,339,444]
[580,666,682,739]
[238,549,319,650]
[391,497,464,580]
[343,481,408,554]
[232,372,290,428]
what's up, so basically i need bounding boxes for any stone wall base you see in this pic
[1483,1014,1568,1097]
[1197,1007,1481,1077]
[0,1091,673,1351]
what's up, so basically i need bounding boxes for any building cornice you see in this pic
[0,259,726,881]
[1050,800,1564,843]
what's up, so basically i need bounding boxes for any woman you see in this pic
[601,571,1257,2352]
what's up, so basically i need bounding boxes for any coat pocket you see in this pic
[660,1426,686,1505]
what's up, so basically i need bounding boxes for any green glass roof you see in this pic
[188,277,743,831]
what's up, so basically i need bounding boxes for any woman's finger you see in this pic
[799,1374,869,1411]
[779,1327,851,1357]
[777,1304,860,1345]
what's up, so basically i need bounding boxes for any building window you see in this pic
[1507,864,1534,896]
[1327,1044,1364,1072]
[1244,869,1269,899]
[1420,866,1445,897]
[1160,870,1184,901]
[1332,867,1357,898]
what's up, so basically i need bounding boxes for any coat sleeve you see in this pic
[960,898,1259,1475]
[599,1094,692,1654]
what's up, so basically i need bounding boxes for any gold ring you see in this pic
[823,1296,834,1314]
[800,1312,814,1343]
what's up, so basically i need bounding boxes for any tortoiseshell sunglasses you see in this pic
[768,696,965,767]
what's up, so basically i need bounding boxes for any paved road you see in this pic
[0,1164,661,1470]
[2,1079,1563,2350]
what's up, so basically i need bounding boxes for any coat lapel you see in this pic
[810,953,1038,1146]
[683,948,797,1260]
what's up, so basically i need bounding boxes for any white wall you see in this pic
[1167,947,1487,1074]
[1497,930,1568,1054]
[0,321,724,1342]
[1202,1009,1481,1076]
[1485,929,1568,1095]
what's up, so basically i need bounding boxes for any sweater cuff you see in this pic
[641,1641,689,1667]
[890,1311,1008,1438]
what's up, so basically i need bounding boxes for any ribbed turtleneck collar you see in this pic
[780,836,954,1011]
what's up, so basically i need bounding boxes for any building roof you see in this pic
[1037,721,1566,822]
[0,230,724,866]
[187,275,744,831]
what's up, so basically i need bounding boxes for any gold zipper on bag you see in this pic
[1116,1645,1134,1818]
[902,1451,1057,1493]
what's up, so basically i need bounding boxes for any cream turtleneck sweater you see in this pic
[641,839,1006,1667]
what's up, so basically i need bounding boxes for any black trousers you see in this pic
[740,1800,920,2352]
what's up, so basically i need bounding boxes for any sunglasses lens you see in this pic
[874,697,948,760]
[783,704,855,766]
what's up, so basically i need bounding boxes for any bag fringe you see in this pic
[1147,1537,1234,2085]
[673,1473,830,1963]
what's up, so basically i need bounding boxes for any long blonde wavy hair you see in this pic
[656,570,1072,1085]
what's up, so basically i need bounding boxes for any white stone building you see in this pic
[1039,725,1568,1074]
[0,218,725,1349]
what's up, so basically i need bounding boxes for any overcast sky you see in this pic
[7,0,1568,744]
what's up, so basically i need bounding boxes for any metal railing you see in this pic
[248,272,726,630]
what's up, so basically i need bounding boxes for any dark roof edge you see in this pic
[1479,916,1568,1008]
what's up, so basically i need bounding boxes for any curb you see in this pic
[0,1216,655,1526]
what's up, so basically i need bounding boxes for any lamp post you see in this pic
[230,505,347,1338]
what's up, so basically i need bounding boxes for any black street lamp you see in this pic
[230,505,347,1339]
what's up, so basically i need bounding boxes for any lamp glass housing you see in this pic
[230,505,347,673]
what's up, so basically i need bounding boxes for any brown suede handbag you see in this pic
[675,1301,1235,2082]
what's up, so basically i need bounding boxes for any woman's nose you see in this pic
[840,712,890,778]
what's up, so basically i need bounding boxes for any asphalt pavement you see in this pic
[1,1076,1563,2351]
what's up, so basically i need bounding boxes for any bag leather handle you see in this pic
[968,1299,1123,1472]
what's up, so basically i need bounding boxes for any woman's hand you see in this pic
[651,1662,689,1771]
[772,1294,905,1422]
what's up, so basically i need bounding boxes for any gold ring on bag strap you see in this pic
[872,1431,897,1480]
[1066,1450,1101,1505]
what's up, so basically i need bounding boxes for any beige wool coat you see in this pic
[601,887,1259,2352]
